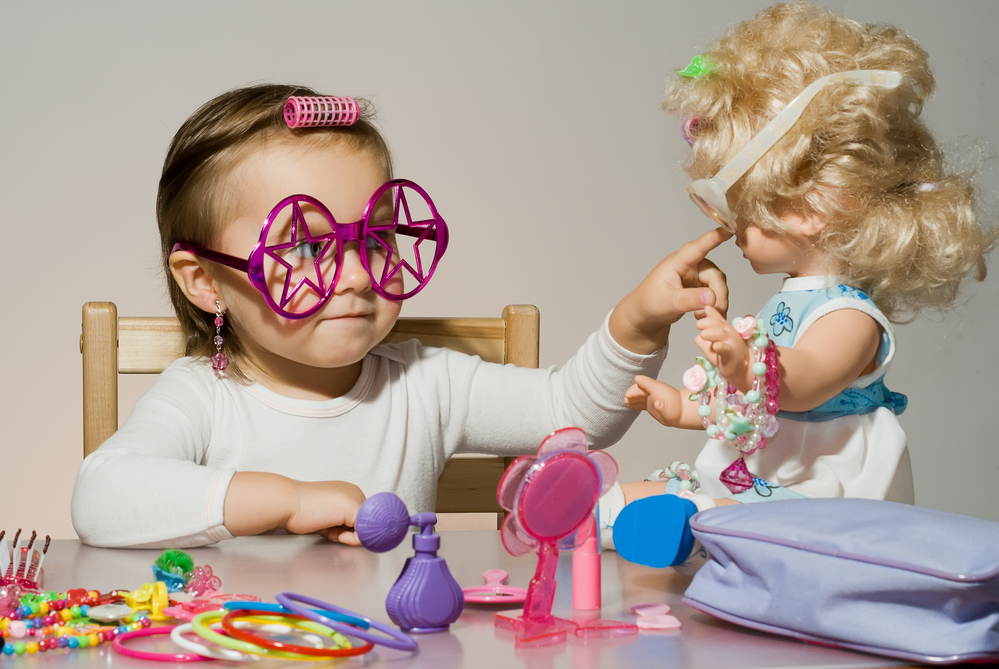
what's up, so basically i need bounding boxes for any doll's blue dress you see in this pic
[695,275,913,502]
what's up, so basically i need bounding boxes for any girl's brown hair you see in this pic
[665,1,994,322]
[157,83,393,369]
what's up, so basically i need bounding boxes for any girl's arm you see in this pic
[222,473,365,545]
[441,315,668,456]
[442,229,735,457]
[72,366,230,548]
[697,306,881,412]
[72,361,366,548]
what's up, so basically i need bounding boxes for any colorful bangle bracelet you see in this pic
[275,592,417,652]
[170,623,260,662]
[221,611,374,657]
[111,625,209,662]
[223,600,370,630]
[190,611,320,661]
[225,615,330,648]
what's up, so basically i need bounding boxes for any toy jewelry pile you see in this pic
[3,473,474,661]
[1,534,418,661]
[1,530,144,658]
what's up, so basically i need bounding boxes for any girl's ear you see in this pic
[169,250,224,313]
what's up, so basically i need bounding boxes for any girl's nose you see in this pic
[334,241,372,295]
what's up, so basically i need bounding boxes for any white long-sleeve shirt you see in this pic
[72,317,666,548]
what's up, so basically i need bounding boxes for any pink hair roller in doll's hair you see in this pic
[681,115,704,146]
[284,96,359,128]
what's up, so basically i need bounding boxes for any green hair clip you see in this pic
[679,54,717,79]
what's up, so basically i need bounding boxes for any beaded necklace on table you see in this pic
[1,590,149,656]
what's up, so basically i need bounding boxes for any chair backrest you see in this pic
[80,302,539,522]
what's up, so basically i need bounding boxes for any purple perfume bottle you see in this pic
[355,492,464,633]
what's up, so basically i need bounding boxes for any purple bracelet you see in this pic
[274,592,417,652]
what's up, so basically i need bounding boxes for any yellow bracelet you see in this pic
[189,611,320,661]
[229,615,350,649]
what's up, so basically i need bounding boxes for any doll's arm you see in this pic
[609,228,731,354]
[699,307,880,412]
[625,374,709,429]
[769,309,881,412]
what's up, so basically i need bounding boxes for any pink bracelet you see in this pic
[112,625,211,662]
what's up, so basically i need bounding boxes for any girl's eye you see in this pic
[290,240,325,259]
[365,230,396,251]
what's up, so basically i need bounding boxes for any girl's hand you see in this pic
[625,375,685,426]
[287,480,367,545]
[222,472,366,543]
[609,228,732,354]
[695,305,751,390]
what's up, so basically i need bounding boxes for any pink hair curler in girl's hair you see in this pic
[284,96,359,128]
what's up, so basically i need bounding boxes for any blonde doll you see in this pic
[606,1,993,567]
[71,83,729,548]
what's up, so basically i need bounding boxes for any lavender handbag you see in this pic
[683,498,999,664]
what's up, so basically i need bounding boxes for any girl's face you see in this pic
[733,208,828,278]
[213,140,401,396]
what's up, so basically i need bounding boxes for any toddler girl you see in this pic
[604,1,994,566]
[71,83,728,548]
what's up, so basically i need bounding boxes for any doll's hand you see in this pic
[695,305,751,390]
[609,228,732,354]
[625,375,685,426]
[287,480,367,546]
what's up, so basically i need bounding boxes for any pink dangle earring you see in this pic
[211,301,229,379]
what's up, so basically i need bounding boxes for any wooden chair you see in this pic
[80,302,539,530]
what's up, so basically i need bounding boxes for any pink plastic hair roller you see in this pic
[284,96,359,128]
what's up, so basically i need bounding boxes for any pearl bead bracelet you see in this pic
[682,315,781,493]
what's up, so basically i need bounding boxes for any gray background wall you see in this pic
[2,1,996,539]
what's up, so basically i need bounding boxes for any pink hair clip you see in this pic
[462,569,527,604]
[284,96,359,128]
[631,603,682,630]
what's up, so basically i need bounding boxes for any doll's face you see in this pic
[211,140,403,392]
[734,208,828,277]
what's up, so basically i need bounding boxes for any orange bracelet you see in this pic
[220,610,373,657]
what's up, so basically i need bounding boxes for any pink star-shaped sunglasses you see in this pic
[173,179,448,319]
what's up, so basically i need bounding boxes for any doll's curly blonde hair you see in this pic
[665,1,994,322]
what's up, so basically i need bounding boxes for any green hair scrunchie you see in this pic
[679,54,717,79]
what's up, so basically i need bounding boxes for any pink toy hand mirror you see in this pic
[494,428,634,647]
